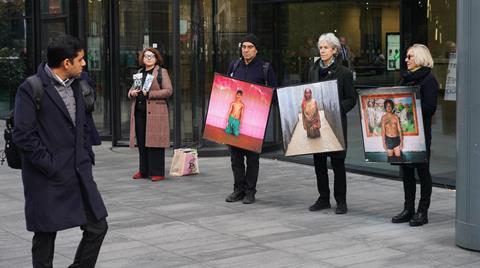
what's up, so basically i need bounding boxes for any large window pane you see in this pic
[0,1,33,118]
[214,0,247,75]
[253,1,400,87]
[426,0,456,180]
[86,0,110,136]
[250,0,456,184]
[40,0,70,58]
[118,0,172,142]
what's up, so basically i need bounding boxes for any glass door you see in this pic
[116,0,173,145]
[86,0,110,136]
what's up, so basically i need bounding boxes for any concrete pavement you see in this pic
[0,144,478,268]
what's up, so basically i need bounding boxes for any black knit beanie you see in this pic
[241,33,260,51]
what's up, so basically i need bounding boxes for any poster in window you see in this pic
[87,37,101,71]
[386,33,401,71]
[444,52,457,101]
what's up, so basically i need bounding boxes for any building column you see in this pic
[172,0,182,148]
[455,0,480,251]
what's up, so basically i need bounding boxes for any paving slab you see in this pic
[0,143,478,267]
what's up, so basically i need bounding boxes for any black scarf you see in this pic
[318,60,336,80]
[400,66,431,86]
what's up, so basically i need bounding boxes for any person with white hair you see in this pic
[308,33,356,214]
[391,44,439,227]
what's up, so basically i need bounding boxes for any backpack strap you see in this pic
[229,58,242,77]
[262,62,270,86]
[26,75,44,111]
[157,67,163,86]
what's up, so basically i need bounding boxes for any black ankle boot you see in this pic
[409,211,428,227]
[391,209,414,223]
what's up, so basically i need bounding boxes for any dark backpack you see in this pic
[80,79,96,113]
[2,76,43,169]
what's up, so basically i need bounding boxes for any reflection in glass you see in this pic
[86,0,110,136]
[118,0,172,141]
[250,0,457,183]
[0,1,33,118]
[41,0,65,15]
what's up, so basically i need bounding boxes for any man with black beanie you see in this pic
[224,33,277,204]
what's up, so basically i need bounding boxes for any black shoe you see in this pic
[225,191,245,202]
[243,193,255,204]
[309,199,331,211]
[409,211,428,227]
[335,202,348,214]
[391,209,415,223]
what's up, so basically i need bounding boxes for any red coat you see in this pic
[128,65,173,148]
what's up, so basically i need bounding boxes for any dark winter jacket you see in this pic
[308,59,356,158]
[13,63,108,232]
[400,67,439,156]
[227,57,277,87]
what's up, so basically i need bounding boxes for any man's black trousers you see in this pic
[32,199,108,268]
[230,146,260,194]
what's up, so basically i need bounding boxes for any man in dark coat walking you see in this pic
[13,35,108,268]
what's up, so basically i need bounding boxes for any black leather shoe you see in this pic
[335,202,348,214]
[225,191,245,202]
[391,209,414,223]
[309,199,331,211]
[243,193,255,204]
[409,211,428,227]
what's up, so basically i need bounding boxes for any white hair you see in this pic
[318,33,342,55]
[408,44,434,68]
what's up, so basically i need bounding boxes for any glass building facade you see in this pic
[0,0,456,185]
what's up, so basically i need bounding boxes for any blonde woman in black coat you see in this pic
[308,33,356,214]
[392,44,438,227]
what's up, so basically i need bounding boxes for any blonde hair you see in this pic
[408,44,434,68]
[318,33,341,56]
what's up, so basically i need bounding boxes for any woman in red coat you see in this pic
[128,48,173,181]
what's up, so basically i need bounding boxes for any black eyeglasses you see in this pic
[406,54,414,60]
[143,54,155,60]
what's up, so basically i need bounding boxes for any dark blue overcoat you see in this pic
[13,63,108,232]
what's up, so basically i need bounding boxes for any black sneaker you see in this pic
[309,199,331,211]
[243,193,256,204]
[225,191,245,202]
[335,202,348,214]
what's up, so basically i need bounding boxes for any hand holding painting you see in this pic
[130,73,143,97]
[142,73,154,96]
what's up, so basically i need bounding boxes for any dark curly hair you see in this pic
[384,99,395,111]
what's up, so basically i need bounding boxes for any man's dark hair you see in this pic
[47,35,84,68]
[236,90,243,96]
[384,99,395,110]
